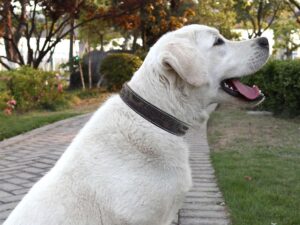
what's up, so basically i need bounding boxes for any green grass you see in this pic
[208,105,300,225]
[0,111,80,141]
[0,91,111,141]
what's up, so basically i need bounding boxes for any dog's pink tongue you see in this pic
[231,79,260,100]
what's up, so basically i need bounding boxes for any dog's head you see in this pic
[151,24,269,107]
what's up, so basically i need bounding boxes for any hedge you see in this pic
[243,60,300,117]
[100,53,143,91]
[1,66,69,112]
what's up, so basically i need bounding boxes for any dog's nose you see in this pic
[257,37,269,49]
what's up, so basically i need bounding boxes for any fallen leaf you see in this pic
[244,176,252,181]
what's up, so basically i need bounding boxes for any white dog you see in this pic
[4,25,269,225]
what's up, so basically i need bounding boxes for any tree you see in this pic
[0,0,146,70]
[284,0,300,24]
[79,1,120,51]
[234,0,284,38]
[0,0,27,69]
[140,0,196,49]
[197,0,238,39]
[112,0,197,50]
[273,10,300,59]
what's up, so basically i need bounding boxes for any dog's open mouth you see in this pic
[220,78,264,102]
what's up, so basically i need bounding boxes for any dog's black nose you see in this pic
[257,37,269,49]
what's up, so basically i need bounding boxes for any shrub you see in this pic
[243,60,300,117]
[0,91,12,110]
[100,53,143,91]
[2,66,69,112]
[75,88,106,99]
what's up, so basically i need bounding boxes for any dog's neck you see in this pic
[128,62,209,127]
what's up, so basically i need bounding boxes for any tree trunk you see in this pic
[100,34,104,52]
[140,2,147,50]
[132,30,139,52]
[286,49,293,59]
[3,0,17,62]
[88,46,92,89]
[79,62,86,90]
[69,17,75,74]
[2,0,27,67]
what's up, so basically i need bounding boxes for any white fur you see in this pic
[4,25,269,225]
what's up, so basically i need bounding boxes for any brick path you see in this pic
[0,113,230,225]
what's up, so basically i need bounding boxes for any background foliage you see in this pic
[1,67,68,112]
[0,0,300,117]
[100,53,142,91]
[243,60,300,117]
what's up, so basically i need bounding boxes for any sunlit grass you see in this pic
[208,105,300,225]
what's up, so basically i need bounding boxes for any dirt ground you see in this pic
[207,104,300,152]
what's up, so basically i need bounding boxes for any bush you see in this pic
[0,91,11,110]
[75,88,106,99]
[1,66,69,112]
[100,53,143,91]
[243,60,300,117]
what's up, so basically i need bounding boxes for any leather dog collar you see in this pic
[120,83,189,136]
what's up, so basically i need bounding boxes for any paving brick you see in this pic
[180,205,226,211]
[191,183,218,188]
[184,197,224,204]
[0,183,22,192]
[179,217,230,225]
[22,167,45,174]
[4,177,28,185]
[11,188,30,195]
[36,158,56,165]
[189,187,220,192]
[14,172,38,179]
[1,194,24,204]
[30,162,53,169]
[0,202,18,212]
[0,174,13,180]
[0,191,13,199]
[0,210,11,220]
[0,165,28,172]
[28,176,42,182]
[185,191,223,198]
[21,182,35,188]
[180,210,228,218]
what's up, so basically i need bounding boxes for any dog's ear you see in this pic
[159,42,209,87]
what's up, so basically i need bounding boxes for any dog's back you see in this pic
[4,95,191,225]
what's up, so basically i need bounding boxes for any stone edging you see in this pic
[0,113,93,149]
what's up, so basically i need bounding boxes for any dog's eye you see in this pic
[213,38,225,46]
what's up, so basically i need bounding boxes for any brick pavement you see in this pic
[0,113,230,225]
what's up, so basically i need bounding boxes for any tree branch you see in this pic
[256,0,263,36]
[1,36,25,65]
[0,55,23,65]
[263,3,281,33]
[36,3,143,66]
[40,17,70,55]
[0,58,12,70]
[28,0,38,38]
[287,0,300,10]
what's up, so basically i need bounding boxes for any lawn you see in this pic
[0,91,111,141]
[207,105,300,225]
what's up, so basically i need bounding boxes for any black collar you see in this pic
[120,83,189,136]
